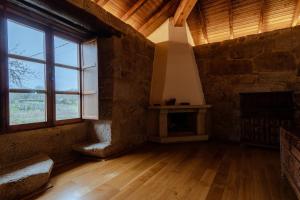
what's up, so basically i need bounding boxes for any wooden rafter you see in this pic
[228,0,233,39]
[138,0,177,35]
[121,0,147,22]
[197,2,208,43]
[258,0,265,33]
[173,0,198,27]
[292,0,300,27]
[97,0,110,7]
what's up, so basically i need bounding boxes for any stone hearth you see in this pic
[148,105,211,143]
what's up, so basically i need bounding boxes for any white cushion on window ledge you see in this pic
[73,142,121,158]
[0,154,53,200]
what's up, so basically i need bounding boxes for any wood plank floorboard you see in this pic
[33,142,297,200]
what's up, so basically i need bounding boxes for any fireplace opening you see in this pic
[167,113,197,136]
[240,91,294,147]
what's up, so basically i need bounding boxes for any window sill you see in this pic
[55,118,83,126]
[8,122,48,132]
[2,119,84,134]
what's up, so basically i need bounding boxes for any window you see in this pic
[7,20,46,125]
[54,36,80,121]
[0,10,99,132]
[3,17,84,130]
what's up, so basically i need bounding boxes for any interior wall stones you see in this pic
[0,123,87,168]
[0,0,155,167]
[111,34,154,146]
[73,1,155,148]
[92,34,154,147]
[194,26,300,141]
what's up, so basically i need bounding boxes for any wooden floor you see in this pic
[34,142,297,200]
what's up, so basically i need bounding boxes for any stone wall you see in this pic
[111,35,154,146]
[194,27,300,141]
[0,0,154,167]
[0,123,87,168]
[89,34,154,148]
[70,0,155,147]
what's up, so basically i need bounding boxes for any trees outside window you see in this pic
[54,36,80,121]
[6,19,82,127]
[7,20,46,125]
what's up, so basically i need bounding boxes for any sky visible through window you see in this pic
[7,20,79,91]
[7,19,80,124]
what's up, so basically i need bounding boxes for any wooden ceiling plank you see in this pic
[121,0,147,22]
[97,0,110,7]
[228,0,233,39]
[173,0,198,27]
[139,0,177,34]
[292,0,300,26]
[258,0,265,33]
[197,2,208,43]
[143,14,170,36]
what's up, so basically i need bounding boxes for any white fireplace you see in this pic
[148,19,211,143]
[148,105,211,143]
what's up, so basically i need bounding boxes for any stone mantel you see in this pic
[148,105,211,143]
[149,105,212,110]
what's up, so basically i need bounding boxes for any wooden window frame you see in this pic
[7,19,48,129]
[0,8,86,133]
[54,34,82,125]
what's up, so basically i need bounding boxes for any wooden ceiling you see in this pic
[91,0,300,45]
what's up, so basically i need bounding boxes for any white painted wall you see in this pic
[147,18,195,46]
[147,20,169,44]
[149,19,205,105]
[162,42,205,105]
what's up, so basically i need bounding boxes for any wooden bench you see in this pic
[0,154,54,200]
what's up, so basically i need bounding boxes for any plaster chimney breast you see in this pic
[149,18,205,106]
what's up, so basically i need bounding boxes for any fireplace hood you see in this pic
[149,19,205,105]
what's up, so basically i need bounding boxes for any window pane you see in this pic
[9,93,46,125]
[55,67,79,92]
[9,58,45,90]
[56,94,80,120]
[7,20,45,60]
[54,36,79,67]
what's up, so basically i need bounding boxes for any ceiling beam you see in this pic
[173,0,198,27]
[258,0,265,33]
[292,0,300,27]
[121,0,147,22]
[138,0,177,35]
[228,0,233,39]
[197,3,208,43]
[97,0,110,7]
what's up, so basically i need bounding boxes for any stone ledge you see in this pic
[149,135,209,143]
[73,142,124,158]
[0,154,54,200]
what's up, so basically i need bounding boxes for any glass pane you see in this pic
[9,93,46,125]
[9,58,45,90]
[54,36,79,67]
[7,20,45,60]
[55,67,79,92]
[56,94,80,120]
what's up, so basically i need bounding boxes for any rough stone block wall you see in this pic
[72,0,155,147]
[0,0,155,167]
[89,34,154,147]
[111,35,154,146]
[0,123,87,168]
[194,27,300,141]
